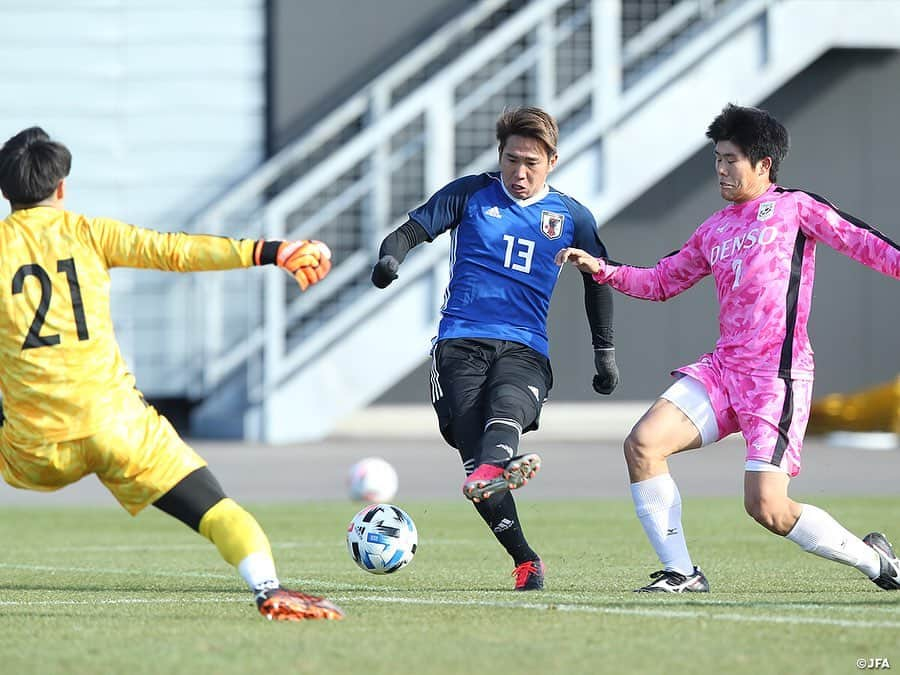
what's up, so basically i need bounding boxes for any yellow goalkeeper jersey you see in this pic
[0,206,256,443]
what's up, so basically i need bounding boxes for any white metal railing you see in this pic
[183,0,754,415]
[192,0,511,232]
[180,0,519,396]
[567,0,775,173]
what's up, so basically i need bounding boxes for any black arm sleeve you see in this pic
[378,220,432,263]
[583,271,614,349]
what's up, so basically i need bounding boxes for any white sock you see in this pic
[631,474,694,575]
[237,552,280,592]
[785,504,881,578]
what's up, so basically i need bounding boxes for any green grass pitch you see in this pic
[1,497,898,674]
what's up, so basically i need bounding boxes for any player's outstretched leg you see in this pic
[469,490,543,591]
[863,532,900,590]
[154,467,345,621]
[462,453,541,502]
[634,567,709,593]
[452,423,543,590]
[199,501,345,621]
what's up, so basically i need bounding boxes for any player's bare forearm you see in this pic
[555,247,601,274]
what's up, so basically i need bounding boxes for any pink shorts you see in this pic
[673,353,813,477]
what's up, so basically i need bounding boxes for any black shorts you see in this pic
[430,338,553,450]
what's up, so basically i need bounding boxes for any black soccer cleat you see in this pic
[512,558,545,591]
[863,532,900,590]
[634,566,709,593]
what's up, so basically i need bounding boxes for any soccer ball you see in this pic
[347,457,398,503]
[346,503,417,574]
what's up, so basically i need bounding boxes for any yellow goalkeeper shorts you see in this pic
[0,392,206,515]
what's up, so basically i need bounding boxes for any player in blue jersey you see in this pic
[371,106,617,590]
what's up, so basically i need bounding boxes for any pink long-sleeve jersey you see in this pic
[595,185,900,380]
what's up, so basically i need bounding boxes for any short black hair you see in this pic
[706,104,789,182]
[0,126,72,205]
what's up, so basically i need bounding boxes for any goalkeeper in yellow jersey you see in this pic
[0,126,342,621]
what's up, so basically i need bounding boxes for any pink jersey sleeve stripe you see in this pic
[776,187,900,250]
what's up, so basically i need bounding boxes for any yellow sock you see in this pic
[199,498,278,590]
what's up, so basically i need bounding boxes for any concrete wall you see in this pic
[267,0,469,152]
[381,48,900,404]
[0,0,266,398]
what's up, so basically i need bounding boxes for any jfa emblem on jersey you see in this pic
[540,211,564,239]
[757,201,775,221]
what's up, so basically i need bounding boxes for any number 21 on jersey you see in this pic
[12,258,90,350]
[502,235,534,274]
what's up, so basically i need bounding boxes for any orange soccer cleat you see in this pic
[255,586,345,621]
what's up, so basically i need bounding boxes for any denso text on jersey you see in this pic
[709,225,778,265]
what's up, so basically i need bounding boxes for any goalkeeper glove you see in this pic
[371,255,400,288]
[255,239,332,291]
[592,347,619,395]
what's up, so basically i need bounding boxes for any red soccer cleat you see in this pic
[462,453,542,503]
[512,558,545,591]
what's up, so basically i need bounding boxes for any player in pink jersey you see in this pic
[557,103,900,593]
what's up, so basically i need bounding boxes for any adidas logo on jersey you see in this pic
[484,206,502,219]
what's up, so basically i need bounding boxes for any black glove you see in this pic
[371,255,400,288]
[592,348,619,395]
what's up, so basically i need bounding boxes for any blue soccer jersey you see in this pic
[409,172,607,357]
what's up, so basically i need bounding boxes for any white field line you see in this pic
[352,596,900,629]
[0,597,248,607]
[35,540,471,553]
[0,562,390,592]
[38,542,338,553]
[4,560,900,614]
[1,560,899,628]
[0,592,898,630]
[0,561,235,581]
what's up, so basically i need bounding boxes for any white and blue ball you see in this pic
[346,503,417,574]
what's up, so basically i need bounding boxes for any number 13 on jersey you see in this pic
[502,235,535,274]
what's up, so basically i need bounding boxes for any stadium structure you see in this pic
[4,0,898,442]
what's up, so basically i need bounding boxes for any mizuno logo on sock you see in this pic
[666,528,679,536]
